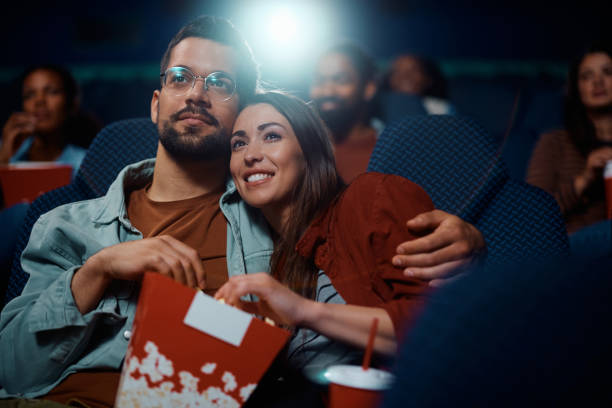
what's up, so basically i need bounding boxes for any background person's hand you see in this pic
[392,210,486,287]
[0,112,37,163]
[215,273,310,327]
[574,146,612,195]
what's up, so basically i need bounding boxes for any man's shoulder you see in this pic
[37,195,108,228]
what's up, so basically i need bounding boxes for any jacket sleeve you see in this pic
[0,209,129,395]
[335,172,435,339]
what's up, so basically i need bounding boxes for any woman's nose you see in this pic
[33,92,46,106]
[244,143,263,164]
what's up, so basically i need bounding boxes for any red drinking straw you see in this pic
[362,317,379,370]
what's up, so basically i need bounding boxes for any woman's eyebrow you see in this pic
[231,130,246,138]
[257,122,285,132]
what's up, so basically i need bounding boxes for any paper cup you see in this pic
[325,365,394,408]
[605,160,612,219]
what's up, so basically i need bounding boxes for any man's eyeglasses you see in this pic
[160,67,237,101]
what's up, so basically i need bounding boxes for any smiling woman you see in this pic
[217,92,435,398]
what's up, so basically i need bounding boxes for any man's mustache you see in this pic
[170,105,220,127]
[313,96,345,108]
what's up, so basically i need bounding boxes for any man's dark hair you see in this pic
[160,15,260,101]
[322,42,377,84]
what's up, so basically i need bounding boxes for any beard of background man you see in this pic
[314,94,366,145]
[158,103,230,162]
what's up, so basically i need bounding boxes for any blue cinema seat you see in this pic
[3,118,158,306]
[367,114,569,264]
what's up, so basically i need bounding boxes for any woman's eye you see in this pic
[231,140,246,150]
[264,132,281,141]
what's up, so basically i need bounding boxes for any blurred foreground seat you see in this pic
[367,114,569,265]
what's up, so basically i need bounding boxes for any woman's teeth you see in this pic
[247,173,272,182]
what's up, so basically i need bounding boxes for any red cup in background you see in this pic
[325,365,394,408]
[605,160,612,219]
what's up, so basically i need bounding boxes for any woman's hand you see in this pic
[215,273,311,327]
[0,112,37,163]
[575,147,612,195]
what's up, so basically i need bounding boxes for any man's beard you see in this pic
[313,96,362,144]
[158,105,229,162]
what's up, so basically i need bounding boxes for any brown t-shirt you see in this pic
[127,184,228,295]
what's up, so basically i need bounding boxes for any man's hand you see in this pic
[97,236,206,288]
[392,210,485,287]
[72,236,205,313]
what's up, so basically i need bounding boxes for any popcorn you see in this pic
[239,384,257,403]
[222,372,237,392]
[201,363,217,375]
[116,340,246,408]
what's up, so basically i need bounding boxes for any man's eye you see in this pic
[171,74,190,84]
[209,77,231,90]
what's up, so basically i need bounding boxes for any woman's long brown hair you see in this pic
[241,91,344,299]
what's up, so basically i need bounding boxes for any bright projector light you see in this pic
[267,8,298,44]
[236,1,334,66]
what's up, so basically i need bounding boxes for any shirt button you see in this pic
[123,330,132,340]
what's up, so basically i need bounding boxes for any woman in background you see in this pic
[383,54,456,115]
[0,64,100,175]
[0,65,99,295]
[527,43,612,235]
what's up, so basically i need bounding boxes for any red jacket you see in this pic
[296,172,435,339]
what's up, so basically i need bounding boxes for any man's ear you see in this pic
[151,90,160,124]
[363,81,377,102]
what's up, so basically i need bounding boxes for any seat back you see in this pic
[3,118,158,306]
[367,114,568,263]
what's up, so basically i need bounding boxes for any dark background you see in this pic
[0,0,609,178]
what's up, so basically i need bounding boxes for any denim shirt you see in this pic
[0,159,273,398]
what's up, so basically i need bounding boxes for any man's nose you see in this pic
[186,78,211,105]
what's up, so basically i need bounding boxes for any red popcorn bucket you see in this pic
[115,272,290,407]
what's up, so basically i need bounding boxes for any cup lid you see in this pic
[324,365,394,391]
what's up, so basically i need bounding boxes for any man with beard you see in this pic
[0,16,484,407]
[0,15,269,406]
[310,43,381,184]
[310,43,484,283]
